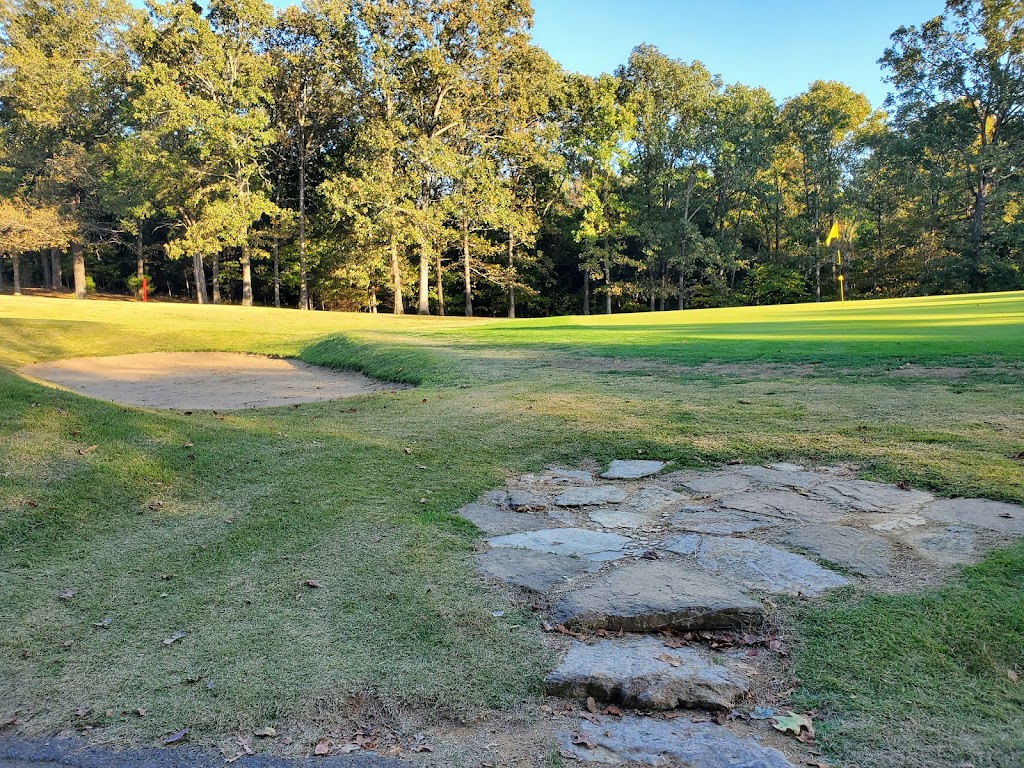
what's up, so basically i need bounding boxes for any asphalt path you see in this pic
[0,738,406,768]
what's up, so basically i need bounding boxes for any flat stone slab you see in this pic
[601,459,666,480]
[682,473,753,495]
[487,528,633,561]
[555,486,628,507]
[626,486,687,515]
[545,637,751,710]
[778,524,894,577]
[717,491,845,523]
[476,548,600,592]
[664,535,849,596]
[507,489,549,510]
[811,479,934,513]
[919,497,1024,535]
[547,468,595,483]
[901,526,980,566]
[588,508,651,529]
[550,561,764,631]
[672,508,779,535]
[868,514,928,532]
[458,503,560,536]
[557,716,796,767]
[734,465,826,490]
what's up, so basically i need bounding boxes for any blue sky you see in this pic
[530,0,945,107]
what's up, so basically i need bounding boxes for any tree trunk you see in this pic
[240,245,252,306]
[417,246,430,315]
[41,248,51,289]
[969,176,988,290]
[273,235,281,308]
[192,253,208,304]
[604,239,612,315]
[298,153,309,310]
[435,246,445,317]
[12,252,22,295]
[369,286,377,313]
[677,240,688,310]
[462,221,473,317]
[390,239,404,314]
[71,241,86,299]
[212,252,221,304]
[136,231,145,280]
[50,247,62,289]
[507,234,516,319]
[583,269,590,315]
[815,261,822,302]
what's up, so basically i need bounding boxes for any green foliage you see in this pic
[743,263,809,305]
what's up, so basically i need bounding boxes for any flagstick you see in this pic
[837,247,845,303]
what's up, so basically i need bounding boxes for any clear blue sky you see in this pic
[530,0,944,108]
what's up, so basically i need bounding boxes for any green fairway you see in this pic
[1,293,1023,767]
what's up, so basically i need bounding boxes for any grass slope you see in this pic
[1,293,1023,767]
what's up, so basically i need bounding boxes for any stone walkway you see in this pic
[463,459,1024,767]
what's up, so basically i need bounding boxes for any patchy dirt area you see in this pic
[19,352,405,411]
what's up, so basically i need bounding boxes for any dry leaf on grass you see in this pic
[164,728,189,745]
[78,445,98,455]
[253,727,277,738]
[163,631,186,646]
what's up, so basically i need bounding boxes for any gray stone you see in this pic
[625,486,687,515]
[507,489,549,511]
[587,508,651,530]
[601,459,666,480]
[545,637,751,710]
[778,524,893,577]
[901,526,980,566]
[868,514,927,532]
[488,527,633,560]
[557,716,796,767]
[768,462,805,472]
[811,479,934,513]
[672,508,779,535]
[458,503,560,536]
[546,509,578,525]
[734,465,826,490]
[546,468,595,483]
[664,535,849,596]
[717,490,845,523]
[550,561,764,632]
[919,497,1024,535]
[682,473,753,495]
[475,548,599,592]
[555,486,627,507]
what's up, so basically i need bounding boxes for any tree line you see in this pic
[1,0,1021,315]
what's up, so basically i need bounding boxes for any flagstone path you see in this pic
[462,459,1024,767]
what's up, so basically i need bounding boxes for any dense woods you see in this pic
[1,0,1021,314]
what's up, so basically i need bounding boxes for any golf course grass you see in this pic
[1,292,1022,767]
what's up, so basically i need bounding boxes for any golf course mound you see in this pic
[20,351,403,410]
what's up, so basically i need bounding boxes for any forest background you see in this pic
[0,0,1021,316]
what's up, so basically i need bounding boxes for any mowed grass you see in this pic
[1,292,1023,767]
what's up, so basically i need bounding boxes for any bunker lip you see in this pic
[19,351,407,411]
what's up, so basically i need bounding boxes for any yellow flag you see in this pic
[825,222,841,246]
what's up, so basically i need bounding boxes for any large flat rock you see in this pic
[778,524,894,577]
[555,486,628,507]
[475,548,599,592]
[557,716,796,767]
[625,486,687,515]
[811,479,934,513]
[682,473,753,495]
[664,535,849,596]
[545,637,750,710]
[919,497,1024,535]
[550,561,764,632]
[587,508,651,529]
[458,503,560,536]
[901,526,980,566]
[487,528,633,561]
[672,507,779,534]
[717,490,845,523]
[601,459,666,480]
[734,465,826,490]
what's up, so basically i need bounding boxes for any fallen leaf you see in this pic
[603,705,623,717]
[302,580,323,589]
[571,733,596,748]
[164,728,189,745]
[640,549,660,560]
[163,631,187,646]
[134,708,146,717]
[896,481,911,490]
[313,739,331,756]
[772,712,814,741]
[585,697,599,714]
[253,726,277,738]
[403,447,413,455]
[1008,669,1020,684]
[337,744,360,754]
[78,445,98,456]
[1,716,19,729]
[93,617,112,629]
[183,441,193,448]
[657,653,683,668]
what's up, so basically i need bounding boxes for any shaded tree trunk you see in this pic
[12,252,22,295]
[390,239,404,315]
[212,252,221,304]
[462,221,472,317]
[507,234,516,319]
[41,249,52,289]
[192,253,208,304]
[583,269,590,315]
[298,151,309,310]
[50,247,62,290]
[435,246,445,317]
[240,245,252,306]
[273,235,281,308]
[417,247,429,315]
[136,231,145,280]
[71,241,86,299]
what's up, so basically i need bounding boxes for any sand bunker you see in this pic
[20,352,403,410]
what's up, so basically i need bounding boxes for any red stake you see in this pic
[142,277,149,302]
